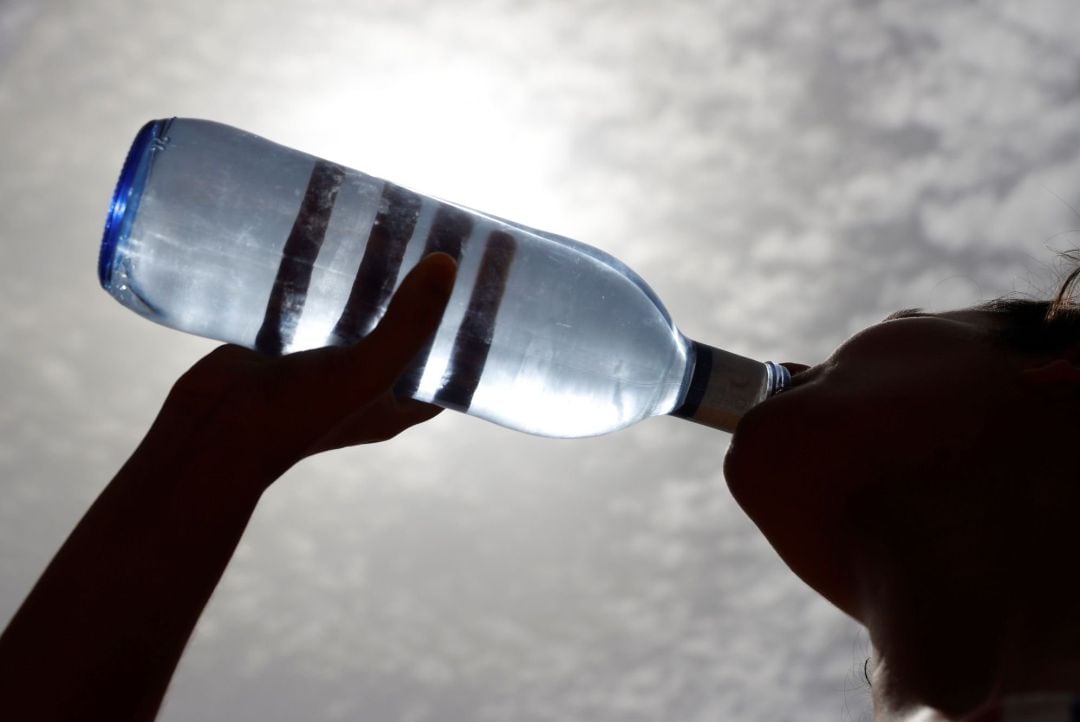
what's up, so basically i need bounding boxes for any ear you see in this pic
[1020,348,1080,392]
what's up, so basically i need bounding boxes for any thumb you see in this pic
[355,252,458,387]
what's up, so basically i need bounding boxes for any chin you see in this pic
[722,398,868,618]
[722,402,784,519]
[723,393,796,498]
[722,413,756,498]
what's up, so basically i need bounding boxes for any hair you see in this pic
[978,264,1080,354]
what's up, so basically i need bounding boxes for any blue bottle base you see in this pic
[99,119,170,289]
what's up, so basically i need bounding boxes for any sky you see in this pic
[2,1,1080,720]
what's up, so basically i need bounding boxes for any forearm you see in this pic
[0,416,268,722]
[0,254,455,721]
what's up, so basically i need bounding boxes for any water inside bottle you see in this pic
[103,119,693,438]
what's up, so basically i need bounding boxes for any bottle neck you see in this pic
[670,341,790,433]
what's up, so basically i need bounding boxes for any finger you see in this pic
[267,254,455,428]
[304,393,444,454]
[342,394,444,443]
[392,396,445,426]
[358,400,442,442]
[355,252,457,386]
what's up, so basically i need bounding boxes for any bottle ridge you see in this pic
[99,118,789,437]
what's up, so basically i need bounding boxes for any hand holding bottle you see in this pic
[154,251,457,486]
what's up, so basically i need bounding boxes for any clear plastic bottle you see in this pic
[99,118,789,438]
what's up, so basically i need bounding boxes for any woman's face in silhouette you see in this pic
[723,308,1022,620]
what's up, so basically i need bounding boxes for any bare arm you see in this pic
[0,254,457,721]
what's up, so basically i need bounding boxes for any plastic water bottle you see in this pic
[99,118,789,438]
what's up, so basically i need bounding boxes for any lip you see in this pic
[780,364,819,392]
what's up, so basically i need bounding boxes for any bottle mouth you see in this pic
[98,118,171,289]
[764,360,792,395]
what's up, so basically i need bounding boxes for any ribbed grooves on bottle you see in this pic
[254,167,519,410]
[394,205,474,397]
[329,183,422,344]
[433,230,518,412]
[254,159,347,356]
[98,118,171,289]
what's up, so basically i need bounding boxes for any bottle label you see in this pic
[672,342,768,432]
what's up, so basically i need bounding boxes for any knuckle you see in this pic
[169,345,263,408]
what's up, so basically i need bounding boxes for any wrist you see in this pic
[130,406,280,505]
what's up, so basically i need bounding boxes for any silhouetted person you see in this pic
[725,274,1080,720]
[3,251,1080,721]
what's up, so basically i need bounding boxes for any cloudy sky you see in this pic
[3,1,1080,720]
